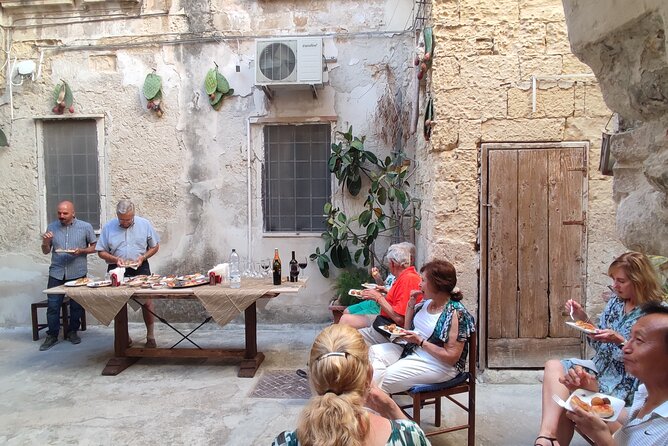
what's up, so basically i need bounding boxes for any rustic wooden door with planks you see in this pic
[481,143,588,368]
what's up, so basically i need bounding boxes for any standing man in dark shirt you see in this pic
[40,201,97,351]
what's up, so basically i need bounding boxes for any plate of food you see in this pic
[177,273,206,281]
[55,249,77,254]
[361,283,378,289]
[166,278,209,288]
[562,389,625,422]
[378,323,411,337]
[64,277,92,287]
[566,320,598,334]
[87,280,113,288]
[348,289,365,298]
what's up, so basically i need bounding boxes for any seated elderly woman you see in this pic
[272,324,430,446]
[369,259,475,394]
[340,242,422,334]
[535,251,665,446]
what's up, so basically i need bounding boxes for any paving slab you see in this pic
[0,324,589,445]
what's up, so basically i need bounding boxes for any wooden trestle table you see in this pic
[44,279,302,377]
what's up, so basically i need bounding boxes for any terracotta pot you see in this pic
[328,300,347,324]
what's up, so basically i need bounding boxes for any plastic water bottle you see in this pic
[229,249,241,288]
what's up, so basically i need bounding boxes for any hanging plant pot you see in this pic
[52,80,74,114]
[204,62,233,111]
[143,71,164,117]
[416,26,435,81]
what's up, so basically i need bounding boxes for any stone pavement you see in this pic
[0,324,591,445]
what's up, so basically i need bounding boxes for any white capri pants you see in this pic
[369,341,459,394]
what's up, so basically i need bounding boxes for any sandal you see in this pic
[534,436,557,446]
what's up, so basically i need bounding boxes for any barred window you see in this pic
[262,124,331,232]
[43,119,101,229]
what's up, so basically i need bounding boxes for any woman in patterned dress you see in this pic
[271,324,430,446]
[535,251,664,446]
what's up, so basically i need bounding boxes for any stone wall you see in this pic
[422,0,623,318]
[562,0,668,256]
[0,0,418,326]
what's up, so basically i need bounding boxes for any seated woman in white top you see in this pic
[369,259,475,394]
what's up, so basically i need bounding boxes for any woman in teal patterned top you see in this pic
[272,324,430,446]
[535,252,664,446]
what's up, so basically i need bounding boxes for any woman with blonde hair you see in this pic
[272,324,429,446]
[535,251,664,446]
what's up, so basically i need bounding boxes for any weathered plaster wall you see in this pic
[0,0,418,326]
[423,0,622,318]
[562,0,668,256]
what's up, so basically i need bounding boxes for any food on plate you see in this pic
[383,324,406,335]
[87,280,112,288]
[126,275,149,287]
[570,395,591,412]
[74,277,91,286]
[348,289,364,297]
[570,395,614,418]
[575,320,596,331]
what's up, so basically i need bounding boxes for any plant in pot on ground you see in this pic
[311,126,421,278]
[329,267,372,323]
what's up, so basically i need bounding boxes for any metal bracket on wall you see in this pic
[261,85,273,101]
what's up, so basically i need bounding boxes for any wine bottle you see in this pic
[289,251,299,282]
[272,248,282,285]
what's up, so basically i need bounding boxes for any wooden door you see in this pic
[481,143,588,368]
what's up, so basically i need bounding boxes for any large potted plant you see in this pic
[311,126,421,278]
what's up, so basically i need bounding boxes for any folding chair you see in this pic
[392,333,477,444]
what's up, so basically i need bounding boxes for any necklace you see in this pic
[429,301,446,313]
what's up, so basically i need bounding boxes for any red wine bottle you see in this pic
[289,251,299,282]
[272,249,282,285]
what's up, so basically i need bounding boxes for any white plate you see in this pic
[55,249,76,254]
[87,280,112,288]
[64,278,91,287]
[378,325,414,337]
[556,389,625,422]
[361,283,378,289]
[565,321,598,334]
[348,289,365,298]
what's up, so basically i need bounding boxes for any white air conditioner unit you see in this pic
[255,37,323,86]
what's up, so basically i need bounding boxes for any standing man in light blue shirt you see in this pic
[96,199,160,348]
[40,200,97,351]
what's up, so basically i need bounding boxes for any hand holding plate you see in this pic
[590,328,624,345]
[564,405,611,443]
[362,289,382,302]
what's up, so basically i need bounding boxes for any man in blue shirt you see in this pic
[40,201,97,351]
[96,199,160,348]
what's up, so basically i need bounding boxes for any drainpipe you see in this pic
[246,115,263,264]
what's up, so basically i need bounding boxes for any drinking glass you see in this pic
[298,256,308,280]
[260,258,271,278]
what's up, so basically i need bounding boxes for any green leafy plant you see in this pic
[143,71,164,117]
[52,80,74,114]
[204,62,234,111]
[333,267,372,306]
[310,126,421,277]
